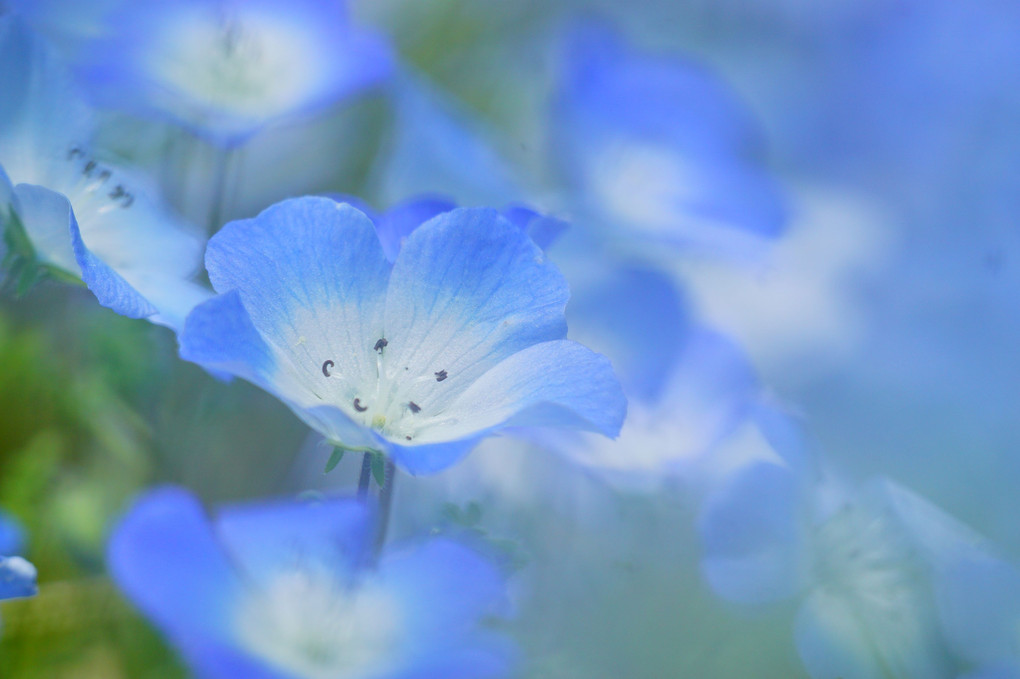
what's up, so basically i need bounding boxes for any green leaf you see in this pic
[323,446,346,473]
[371,451,386,487]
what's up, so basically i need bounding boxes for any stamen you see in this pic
[434,370,448,382]
[321,360,334,377]
[408,402,421,414]
[109,185,126,200]
[353,398,368,412]
[68,147,84,160]
[83,160,97,176]
[374,338,388,353]
[405,436,412,441]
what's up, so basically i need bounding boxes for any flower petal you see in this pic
[204,197,391,408]
[0,556,37,600]
[375,195,458,263]
[213,495,374,588]
[414,339,625,444]
[107,486,242,643]
[383,207,569,413]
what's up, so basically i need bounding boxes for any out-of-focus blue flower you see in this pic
[0,17,210,330]
[549,21,786,256]
[179,197,625,474]
[64,0,393,146]
[109,487,514,679]
[543,253,763,490]
[699,459,995,678]
[0,511,35,601]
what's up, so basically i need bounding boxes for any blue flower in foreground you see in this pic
[109,487,514,679]
[69,0,393,146]
[550,21,786,256]
[699,459,995,679]
[180,197,626,474]
[0,17,209,329]
[0,511,36,601]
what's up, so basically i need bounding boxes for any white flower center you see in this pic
[236,568,403,679]
[148,8,322,118]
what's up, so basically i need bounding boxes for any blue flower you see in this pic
[0,16,210,330]
[698,459,994,678]
[542,252,762,488]
[109,486,515,679]
[0,511,36,601]
[549,21,786,256]
[179,196,625,474]
[67,0,394,146]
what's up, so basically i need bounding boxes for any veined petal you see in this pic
[204,197,391,408]
[412,340,625,444]
[214,496,374,589]
[383,208,568,413]
[0,555,37,600]
[107,487,243,642]
[180,290,278,387]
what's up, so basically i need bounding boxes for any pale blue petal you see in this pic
[179,290,277,386]
[374,72,521,206]
[386,438,480,477]
[380,539,508,630]
[203,197,391,409]
[383,208,569,415]
[936,552,1020,666]
[0,556,37,600]
[426,340,626,443]
[375,195,457,263]
[0,510,25,556]
[499,205,569,251]
[69,194,161,319]
[178,640,293,679]
[698,461,805,605]
[213,496,374,588]
[107,486,242,642]
[72,0,393,146]
[0,16,91,177]
[551,21,786,249]
[566,263,691,404]
[12,183,78,273]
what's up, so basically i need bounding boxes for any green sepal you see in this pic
[1,206,82,296]
[370,451,387,486]
[323,446,346,473]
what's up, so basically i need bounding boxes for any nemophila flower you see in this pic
[0,511,36,601]
[109,487,514,679]
[70,0,393,146]
[544,253,765,490]
[180,197,625,474]
[0,17,209,329]
[698,459,995,679]
[549,21,786,256]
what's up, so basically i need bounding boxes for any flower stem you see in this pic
[373,459,397,562]
[357,452,373,498]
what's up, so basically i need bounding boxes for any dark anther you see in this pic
[408,401,421,414]
[97,169,111,183]
[353,398,368,412]
[374,338,388,353]
[405,436,412,441]
[68,147,84,159]
[435,370,448,382]
[109,185,126,200]
[83,160,97,176]
[321,360,334,377]
[121,193,134,208]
